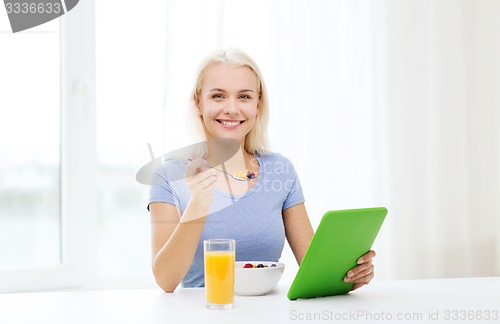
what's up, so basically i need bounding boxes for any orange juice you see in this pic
[204,251,235,305]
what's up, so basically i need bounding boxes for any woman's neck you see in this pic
[213,146,250,174]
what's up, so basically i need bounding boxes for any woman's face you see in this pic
[196,63,260,145]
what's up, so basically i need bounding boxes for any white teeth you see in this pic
[221,121,240,126]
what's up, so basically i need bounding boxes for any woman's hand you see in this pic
[344,250,376,291]
[185,158,218,211]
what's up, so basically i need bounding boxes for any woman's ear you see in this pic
[194,96,202,116]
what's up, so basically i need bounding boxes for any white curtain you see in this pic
[372,0,500,279]
[163,0,500,281]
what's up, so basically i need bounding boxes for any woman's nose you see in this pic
[223,98,239,114]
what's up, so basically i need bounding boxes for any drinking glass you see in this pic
[203,239,235,310]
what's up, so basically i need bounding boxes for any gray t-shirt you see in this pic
[148,152,305,288]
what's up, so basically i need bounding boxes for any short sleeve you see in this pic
[281,157,305,210]
[147,160,185,211]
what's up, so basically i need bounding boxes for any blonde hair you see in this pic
[191,48,271,155]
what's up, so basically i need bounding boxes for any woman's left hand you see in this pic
[344,250,376,291]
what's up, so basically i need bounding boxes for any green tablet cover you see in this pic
[287,207,387,300]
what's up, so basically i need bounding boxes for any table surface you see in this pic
[1,277,499,324]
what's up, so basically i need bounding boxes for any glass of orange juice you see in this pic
[204,239,235,310]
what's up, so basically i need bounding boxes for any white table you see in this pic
[1,277,499,324]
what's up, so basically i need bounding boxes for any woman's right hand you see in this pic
[185,158,218,212]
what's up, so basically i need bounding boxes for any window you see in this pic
[0,1,100,292]
[0,15,61,282]
[1,0,164,292]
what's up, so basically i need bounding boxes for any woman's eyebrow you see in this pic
[208,88,255,93]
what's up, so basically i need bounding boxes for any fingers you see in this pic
[345,251,377,291]
[351,282,368,291]
[345,263,374,282]
[198,169,218,190]
[357,250,376,264]
[185,158,208,177]
[345,268,375,291]
[185,158,218,212]
[344,260,373,282]
[186,159,217,187]
[189,168,217,192]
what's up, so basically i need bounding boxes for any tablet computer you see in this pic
[287,207,387,300]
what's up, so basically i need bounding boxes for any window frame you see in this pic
[0,0,97,293]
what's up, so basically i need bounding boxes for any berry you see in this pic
[247,171,256,179]
[243,262,278,268]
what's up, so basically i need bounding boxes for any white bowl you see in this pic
[234,261,285,296]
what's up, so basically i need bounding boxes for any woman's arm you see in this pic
[150,159,217,292]
[283,203,376,291]
[282,203,314,265]
[150,201,207,293]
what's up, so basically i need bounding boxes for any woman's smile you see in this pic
[216,119,245,128]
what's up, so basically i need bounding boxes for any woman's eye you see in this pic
[212,94,224,99]
[239,94,251,100]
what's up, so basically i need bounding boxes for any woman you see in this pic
[148,48,376,292]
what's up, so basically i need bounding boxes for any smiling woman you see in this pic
[147,48,377,293]
[2,0,498,294]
